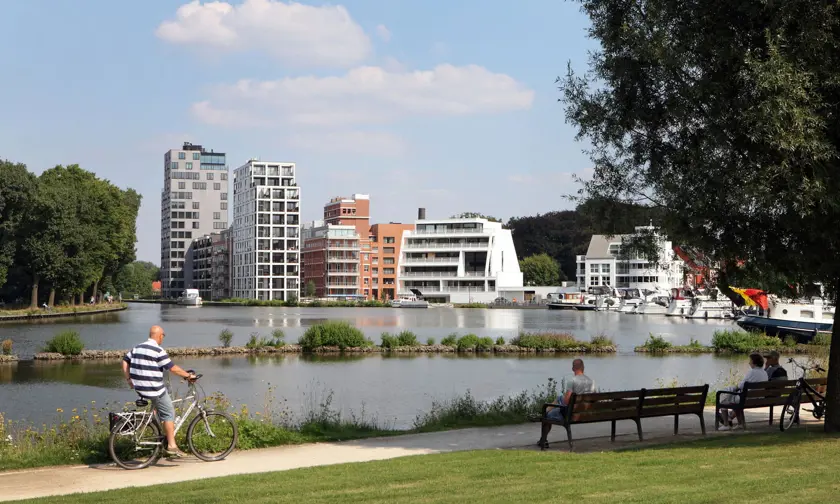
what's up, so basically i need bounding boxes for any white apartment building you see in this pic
[160,142,229,298]
[575,225,685,291]
[231,160,301,300]
[397,214,523,303]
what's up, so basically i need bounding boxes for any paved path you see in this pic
[0,406,816,502]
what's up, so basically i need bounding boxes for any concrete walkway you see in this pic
[0,406,817,502]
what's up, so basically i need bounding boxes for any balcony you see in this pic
[328,255,359,262]
[400,271,457,277]
[328,271,358,276]
[403,257,459,264]
[404,241,489,249]
[413,227,485,235]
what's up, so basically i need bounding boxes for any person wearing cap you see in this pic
[763,350,788,381]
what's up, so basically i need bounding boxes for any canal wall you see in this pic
[0,304,127,322]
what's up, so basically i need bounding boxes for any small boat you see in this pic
[665,288,694,317]
[684,293,733,319]
[635,295,671,315]
[391,290,429,309]
[177,289,202,306]
[574,295,599,311]
[617,289,643,314]
[737,298,834,343]
[547,291,585,310]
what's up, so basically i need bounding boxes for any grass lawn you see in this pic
[18,430,840,504]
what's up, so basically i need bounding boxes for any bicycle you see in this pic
[107,370,238,469]
[779,358,827,432]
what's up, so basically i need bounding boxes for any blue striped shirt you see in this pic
[123,339,174,398]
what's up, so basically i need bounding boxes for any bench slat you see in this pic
[576,390,645,401]
[640,405,704,417]
[573,399,640,412]
[743,397,789,407]
[572,409,640,423]
[643,386,706,396]
[642,395,705,407]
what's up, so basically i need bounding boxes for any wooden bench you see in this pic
[715,378,827,430]
[540,385,708,450]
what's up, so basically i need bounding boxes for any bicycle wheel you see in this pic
[780,391,801,432]
[187,411,238,462]
[108,415,163,469]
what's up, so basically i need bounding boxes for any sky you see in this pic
[0,0,599,264]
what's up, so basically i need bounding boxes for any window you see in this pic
[590,264,600,273]
[193,182,207,190]
[213,212,221,220]
[214,222,227,230]
[193,222,200,229]
[214,183,221,191]
[384,247,395,254]
[364,265,369,272]
[178,152,186,160]
[601,264,611,274]
[186,162,193,170]
[384,257,395,264]
[192,202,200,210]
[221,193,228,200]
[221,173,228,180]
[384,268,395,275]
[206,172,214,180]
[178,182,186,189]
[169,162,179,170]
[384,237,395,244]
[221,202,228,210]
[193,152,200,160]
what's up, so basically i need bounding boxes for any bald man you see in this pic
[538,358,595,448]
[122,325,195,457]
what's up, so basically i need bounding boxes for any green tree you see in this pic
[305,281,317,298]
[450,212,502,223]
[519,254,565,286]
[0,160,37,292]
[113,261,159,297]
[561,0,840,430]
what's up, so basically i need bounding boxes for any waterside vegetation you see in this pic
[635,330,822,354]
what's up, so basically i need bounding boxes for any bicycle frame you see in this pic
[115,384,202,448]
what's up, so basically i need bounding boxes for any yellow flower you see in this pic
[56,408,64,413]
[90,401,96,405]
[71,408,77,413]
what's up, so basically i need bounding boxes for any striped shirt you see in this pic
[123,339,174,398]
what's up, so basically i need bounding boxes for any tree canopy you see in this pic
[520,253,565,286]
[450,212,502,223]
[0,160,141,306]
[561,0,840,430]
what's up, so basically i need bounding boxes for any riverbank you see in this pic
[0,303,127,322]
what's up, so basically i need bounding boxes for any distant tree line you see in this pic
[0,160,141,307]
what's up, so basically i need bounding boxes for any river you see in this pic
[0,304,783,428]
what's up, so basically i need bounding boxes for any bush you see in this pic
[495,336,505,345]
[245,332,270,349]
[590,333,614,346]
[814,332,832,346]
[298,321,372,350]
[641,334,673,352]
[426,337,435,346]
[218,329,234,348]
[1,339,12,356]
[509,331,580,350]
[711,329,784,353]
[456,334,480,351]
[441,333,458,347]
[43,330,84,355]
[476,337,494,351]
[687,338,703,349]
[271,329,286,347]
[380,332,399,349]
[381,331,420,348]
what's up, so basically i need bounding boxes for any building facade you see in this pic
[575,225,685,291]
[160,142,229,298]
[231,160,300,300]
[302,221,361,299]
[189,230,232,301]
[370,223,413,300]
[397,212,524,303]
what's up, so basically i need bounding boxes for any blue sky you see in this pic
[0,0,598,264]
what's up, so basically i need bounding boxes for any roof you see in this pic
[585,234,625,259]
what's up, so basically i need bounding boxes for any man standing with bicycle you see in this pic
[122,325,195,458]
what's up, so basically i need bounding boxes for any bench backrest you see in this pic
[568,390,644,424]
[743,378,827,407]
[639,385,708,417]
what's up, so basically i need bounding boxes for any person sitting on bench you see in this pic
[763,350,788,381]
[538,358,595,447]
[718,352,767,430]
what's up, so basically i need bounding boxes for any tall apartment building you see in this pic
[398,210,524,303]
[160,142,229,298]
[231,160,301,300]
[190,230,232,301]
[302,194,412,300]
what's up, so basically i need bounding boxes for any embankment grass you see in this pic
[297,321,373,350]
[0,303,127,318]
[19,430,840,504]
[509,331,615,351]
[635,335,711,353]
[711,329,796,353]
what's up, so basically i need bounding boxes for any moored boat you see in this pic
[177,289,202,306]
[737,297,834,343]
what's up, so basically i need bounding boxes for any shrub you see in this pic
[218,329,234,348]
[1,339,12,356]
[814,332,832,346]
[270,329,286,347]
[495,336,505,346]
[687,338,703,349]
[642,334,673,352]
[298,321,372,350]
[245,332,270,349]
[396,330,419,347]
[509,331,580,350]
[590,333,614,346]
[43,330,84,355]
[456,334,480,351]
[380,332,399,349]
[426,337,435,346]
[441,333,458,347]
[476,337,494,351]
[711,329,784,353]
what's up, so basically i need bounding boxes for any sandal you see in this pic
[164,448,186,458]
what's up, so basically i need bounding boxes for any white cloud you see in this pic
[191,64,535,128]
[375,24,391,42]
[289,131,407,157]
[156,0,371,67]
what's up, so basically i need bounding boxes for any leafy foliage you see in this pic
[450,212,502,223]
[218,329,234,348]
[112,262,159,298]
[304,281,316,298]
[440,333,458,347]
[297,322,372,350]
[380,330,419,349]
[711,330,787,353]
[43,330,84,355]
[519,253,564,286]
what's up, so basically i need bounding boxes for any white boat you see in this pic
[685,292,733,319]
[635,295,671,315]
[665,288,694,317]
[574,295,599,311]
[391,294,429,309]
[616,288,644,313]
[737,297,833,343]
[177,289,202,306]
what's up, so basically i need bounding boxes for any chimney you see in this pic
[418,208,426,220]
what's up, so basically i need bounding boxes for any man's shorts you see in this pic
[151,393,176,422]
[546,405,566,422]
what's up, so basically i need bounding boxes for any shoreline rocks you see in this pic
[0,354,18,362]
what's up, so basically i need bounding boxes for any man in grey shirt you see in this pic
[763,350,788,381]
[538,358,595,448]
